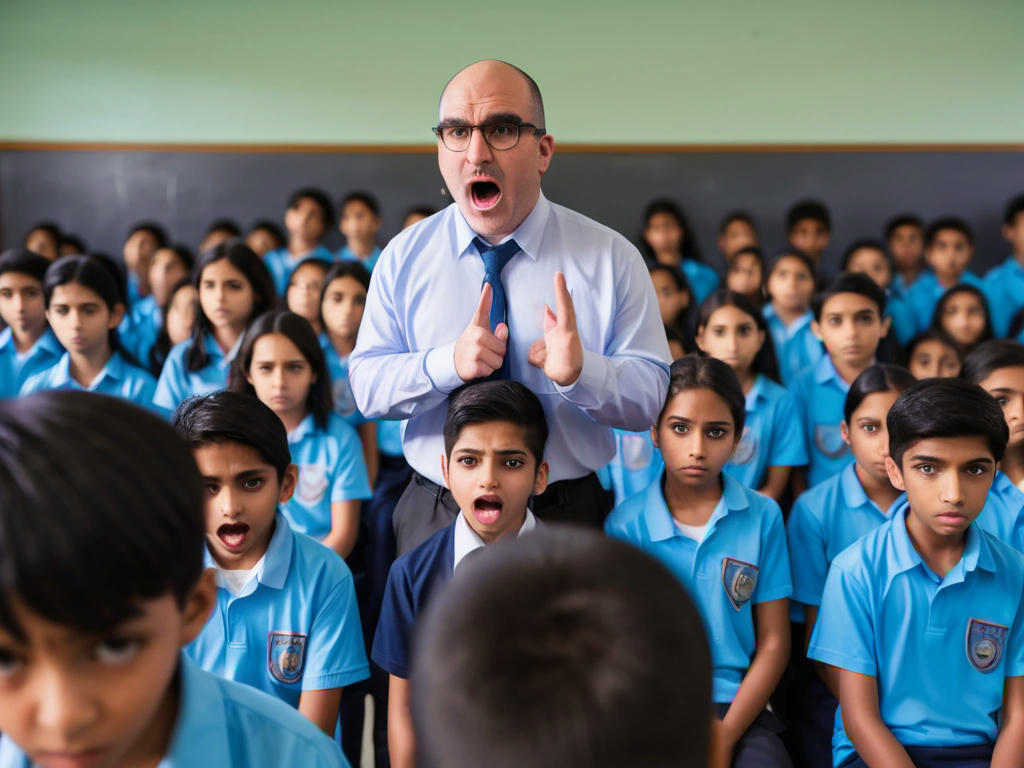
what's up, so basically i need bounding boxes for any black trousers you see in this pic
[840,742,993,768]
[715,703,794,768]
[392,470,613,556]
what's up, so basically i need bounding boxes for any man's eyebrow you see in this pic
[437,112,527,127]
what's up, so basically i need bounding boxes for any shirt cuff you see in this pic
[554,349,608,409]
[424,341,463,394]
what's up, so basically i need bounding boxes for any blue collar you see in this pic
[643,472,748,543]
[453,192,550,263]
[162,655,232,765]
[889,504,993,583]
[51,350,125,388]
[839,462,902,515]
[287,412,317,442]
[0,327,62,357]
[744,374,767,411]
[203,332,242,369]
[813,354,852,390]
[203,513,294,592]
[763,303,812,335]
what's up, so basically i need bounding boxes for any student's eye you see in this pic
[828,316,842,325]
[671,423,688,434]
[713,327,726,337]
[0,647,25,678]
[916,464,935,475]
[201,281,215,291]
[226,281,244,291]
[738,325,754,336]
[205,482,221,495]
[966,464,988,476]
[257,363,273,373]
[242,477,264,490]
[707,427,728,439]
[995,396,1009,407]
[861,424,878,433]
[287,363,305,373]
[457,456,477,466]
[503,458,524,468]
[25,288,41,298]
[93,637,142,666]
[354,296,366,307]
[0,290,10,299]
[53,306,69,315]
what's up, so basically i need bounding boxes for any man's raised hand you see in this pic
[454,283,508,381]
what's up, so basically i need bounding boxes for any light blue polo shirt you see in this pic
[885,289,917,346]
[681,259,721,305]
[904,269,985,334]
[725,374,807,491]
[790,355,855,488]
[119,293,161,363]
[763,304,824,385]
[605,472,791,704]
[283,413,372,541]
[154,333,241,413]
[265,245,336,296]
[188,514,368,709]
[983,256,1024,337]
[337,245,381,273]
[975,470,1024,549]
[602,428,664,507]
[321,339,366,427]
[0,327,62,399]
[20,350,163,416]
[809,508,1024,764]
[788,462,903,608]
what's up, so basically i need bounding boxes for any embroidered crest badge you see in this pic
[814,423,849,460]
[966,619,1007,673]
[722,558,759,611]
[731,426,756,466]
[268,632,308,683]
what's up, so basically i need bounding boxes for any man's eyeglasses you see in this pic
[432,121,546,152]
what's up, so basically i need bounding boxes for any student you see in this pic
[400,205,435,230]
[247,219,287,259]
[154,241,275,411]
[264,188,336,296]
[229,311,371,559]
[22,221,62,262]
[718,211,759,262]
[149,277,198,375]
[175,391,369,738]
[122,221,168,305]
[841,238,915,346]
[373,380,550,768]
[20,256,161,414]
[605,355,792,768]
[786,200,831,269]
[808,378,1024,768]
[790,273,890,487]
[58,233,88,258]
[930,284,993,356]
[905,216,984,333]
[650,263,696,356]
[412,527,714,768]
[0,250,62,398]
[982,193,1024,337]
[904,328,963,379]
[786,364,915,767]
[884,214,925,295]
[962,340,1024,495]
[641,199,721,304]
[762,249,822,385]
[697,289,806,500]
[0,390,350,767]
[282,257,331,337]
[726,246,765,307]
[199,218,242,254]
[337,191,383,272]
[123,244,195,363]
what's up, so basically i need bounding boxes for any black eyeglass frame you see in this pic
[432,121,547,151]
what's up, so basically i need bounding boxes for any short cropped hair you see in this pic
[786,199,831,233]
[664,354,746,436]
[925,216,973,248]
[888,378,1008,466]
[0,249,50,282]
[203,218,241,239]
[126,221,168,249]
[765,248,816,284]
[173,390,292,482]
[340,190,380,219]
[812,271,887,321]
[287,187,335,229]
[443,380,548,465]
[0,391,204,640]
[840,238,895,274]
[412,526,712,768]
[1004,193,1024,227]
[961,339,1024,386]
[718,210,757,235]
[884,214,924,240]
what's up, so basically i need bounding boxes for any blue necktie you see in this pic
[474,237,520,379]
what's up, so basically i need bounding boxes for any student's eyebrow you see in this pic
[235,469,270,479]
[665,415,732,428]
[989,387,1018,394]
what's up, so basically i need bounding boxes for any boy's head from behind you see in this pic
[412,526,712,768]
[441,380,549,544]
[812,272,890,372]
[284,187,334,245]
[173,391,298,570]
[786,199,831,262]
[0,249,50,340]
[924,217,974,284]
[0,391,215,767]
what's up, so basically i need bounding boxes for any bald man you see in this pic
[350,60,670,555]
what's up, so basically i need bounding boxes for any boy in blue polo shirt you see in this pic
[905,217,985,334]
[174,391,369,738]
[373,380,549,768]
[0,390,348,768]
[264,187,337,296]
[809,379,1024,767]
[791,273,890,487]
[983,193,1024,337]
[0,250,62,398]
[337,191,383,272]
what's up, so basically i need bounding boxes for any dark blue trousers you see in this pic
[840,742,993,768]
[715,702,794,768]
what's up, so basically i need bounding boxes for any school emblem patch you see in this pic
[966,619,1007,673]
[295,463,329,506]
[814,423,849,460]
[731,426,756,466]
[722,558,759,611]
[268,632,307,684]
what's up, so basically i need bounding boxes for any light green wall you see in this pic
[2,0,1022,144]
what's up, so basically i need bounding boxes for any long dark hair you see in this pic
[149,277,195,375]
[640,199,704,264]
[697,289,781,384]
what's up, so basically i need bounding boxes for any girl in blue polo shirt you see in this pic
[606,354,792,768]
[697,289,806,501]
[230,310,371,560]
[762,250,822,385]
[640,199,720,305]
[20,255,161,414]
[930,284,994,358]
[155,241,275,412]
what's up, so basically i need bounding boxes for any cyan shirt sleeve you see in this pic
[154,346,188,411]
[329,421,372,502]
[754,502,792,604]
[769,389,808,468]
[807,561,877,676]
[982,268,1010,338]
[302,574,370,690]
[787,495,829,606]
[371,561,415,679]
[18,369,47,396]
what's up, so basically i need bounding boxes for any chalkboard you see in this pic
[2,147,1022,276]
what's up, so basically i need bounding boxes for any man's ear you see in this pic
[885,456,906,491]
[279,463,299,504]
[179,568,217,647]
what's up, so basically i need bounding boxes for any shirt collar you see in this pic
[288,412,317,443]
[452,191,550,263]
[813,354,850,390]
[0,327,62,357]
[161,654,232,766]
[643,472,747,543]
[203,332,243,369]
[763,304,813,336]
[51,351,124,388]
[452,508,537,570]
[204,513,294,593]
[744,374,766,411]
[839,462,903,515]
[889,503,992,580]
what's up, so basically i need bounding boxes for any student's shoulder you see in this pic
[323,412,361,443]
[829,515,891,576]
[290,526,356,589]
[978,527,1024,586]
[389,522,456,585]
[791,470,842,519]
[728,476,783,525]
[19,364,54,394]
[161,338,192,368]
[604,481,656,536]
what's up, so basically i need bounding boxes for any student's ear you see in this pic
[650,423,659,448]
[695,325,707,352]
[840,420,852,447]
[879,313,892,338]
[756,328,766,350]
[885,456,906,490]
[811,320,823,341]
[532,460,550,496]
[108,302,126,328]
[278,463,299,504]
[179,568,217,647]
[440,453,451,490]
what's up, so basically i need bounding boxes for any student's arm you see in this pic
[789,466,808,499]
[992,676,1024,768]
[839,669,915,768]
[757,466,791,501]
[716,598,790,768]
[298,688,343,737]
[322,500,360,559]
[388,674,415,768]
[356,421,379,488]
[803,605,840,698]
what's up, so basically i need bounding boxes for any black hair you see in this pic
[228,310,332,431]
[961,339,1024,387]
[925,216,974,248]
[786,199,831,233]
[640,199,704,264]
[340,190,380,219]
[649,263,696,350]
[289,256,332,284]
[158,243,196,274]
[884,214,924,240]
[888,378,1007,466]
[729,245,764,269]
[718,210,757,236]
[1004,193,1024,227]
[148,277,195,375]
[186,241,276,373]
[412,527,711,768]
[840,238,895,275]
[0,391,204,639]
[321,260,372,300]
[0,249,50,283]
[286,187,335,231]
[203,218,241,239]
[662,354,746,437]
[23,221,62,255]
[765,248,816,285]
[843,364,917,422]
[697,289,780,383]
[902,328,963,369]
[403,205,437,222]
[173,390,291,483]
[929,284,994,350]
[126,221,168,250]
[443,380,548,465]
[811,271,887,321]
[247,219,286,249]
[58,234,88,256]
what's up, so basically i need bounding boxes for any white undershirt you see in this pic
[453,509,537,571]
[216,553,267,597]
[674,518,712,543]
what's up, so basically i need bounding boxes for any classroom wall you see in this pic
[2,0,1023,145]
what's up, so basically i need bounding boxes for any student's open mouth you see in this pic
[217,522,250,550]
[472,495,503,525]
[470,180,501,210]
